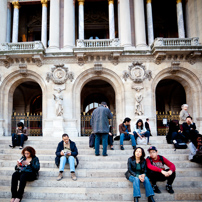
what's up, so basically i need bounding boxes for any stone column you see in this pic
[119,0,132,46]
[78,0,85,39]
[63,0,75,49]
[12,1,20,43]
[49,0,60,49]
[117,0,121,39]
[176,0,185,38]
[134,0,147,48]
[146,0,154,45]
[6,3,12,42]
[0,0,7,44]
[108,0,115,39]
[41,0,48,48]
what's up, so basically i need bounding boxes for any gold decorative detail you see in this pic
[41,0,48,7]
[78,0,85,6]
[12,1,20,9]
[147,0,152,3]
[108,0,114,5]
[176,0,182,3]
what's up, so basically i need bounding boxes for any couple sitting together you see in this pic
[119,118,151,150]
[126,146,176,202]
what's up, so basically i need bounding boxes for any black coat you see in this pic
[55,140,79,167]
[182,122,196,132]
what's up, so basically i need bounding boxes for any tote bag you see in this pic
[137,137,147,145]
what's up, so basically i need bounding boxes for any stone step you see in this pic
[0,186,202,201]
[1,160,201,169]
[0,167,202,178]
[1,175,202,188]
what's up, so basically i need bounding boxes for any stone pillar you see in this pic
[117,0,121,39]
[176,0,185,38]
[63,0,75,49]
[146,0,154,45]
[6,3,12,43]
[12,1,20,43]
[41,0,48,48]
[49,0,60,49]
[134,0,147,48]
[119,0,132,46]
[108,0,115,39]
[0,0,7,44]
[78,0,85,40]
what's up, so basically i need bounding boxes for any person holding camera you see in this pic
[10,146,40,202]
[91,101,113,156]
[55,134,78,181]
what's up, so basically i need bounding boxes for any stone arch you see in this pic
[72,68,125,136]
[151,67,202,132]
[0,70,47,136]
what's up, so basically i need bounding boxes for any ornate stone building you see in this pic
[0,0,202,137]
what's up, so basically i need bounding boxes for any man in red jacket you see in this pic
[146,146,176,194]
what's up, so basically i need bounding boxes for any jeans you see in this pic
[12,133,26,147]
[95,133,108,155]
[108,134,114,146]
[11,171,35,199]
[133,131,150,143]
[59,156,75,172]
[120,133,136,146]
[129,175,154,198]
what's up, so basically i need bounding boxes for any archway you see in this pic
[80,80,116,136]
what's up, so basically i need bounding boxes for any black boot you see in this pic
[134,197,139,202]
[148,196,155,202]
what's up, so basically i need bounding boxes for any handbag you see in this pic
[137,137,147,145]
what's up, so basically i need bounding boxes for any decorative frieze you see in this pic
[19,64,27,76]
[0,56,11,68]
[169,61,181,74]
[94,63,103,75]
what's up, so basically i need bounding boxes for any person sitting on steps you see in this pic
[9,122,28,150]
[133,119,151,145]
[55,134,78,181]
[146,146,176,194]
[119,117,136,150]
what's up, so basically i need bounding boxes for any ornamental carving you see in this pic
[123,62,152,83]
[46,64,74,84]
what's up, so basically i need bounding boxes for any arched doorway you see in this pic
[80,80,116,136]
[12,81,42,136]
[155,79,186,135]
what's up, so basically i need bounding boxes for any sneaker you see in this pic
[9,145,14,148]
[57,172,63,181]
[120,146,124,150]
[103,154,108,156]
[95,154,100,156]
[152,185,161,193]
[147,142,151,145]
[110,147,114,150]
[166,184,174,194]
[71,172,77,181]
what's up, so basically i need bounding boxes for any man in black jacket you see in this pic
[55,134,78,181]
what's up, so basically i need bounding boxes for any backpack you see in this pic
[173,139,187,150]
[89,133,95,148]
[146,155,165,174]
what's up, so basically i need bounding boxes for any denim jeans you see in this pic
[59,156,75,172]
[133,131,150,143]
[129,175,154,198]
[12,133,26,147]
[95,133,108,155]
[120,133,136,146]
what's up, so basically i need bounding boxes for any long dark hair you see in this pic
[22,146,36,158]
[17,122,24,130]
[131,147,145,163]
[136,119,143,130]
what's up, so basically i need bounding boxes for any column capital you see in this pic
[12,1,20,9]
[41,0,48,7]
[176,0,182,3]
[78,0,85,6]
[108,0,114,5]
[146,0,152,3]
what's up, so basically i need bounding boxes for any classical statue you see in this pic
[135,92,144,116]
[53,88,63,116]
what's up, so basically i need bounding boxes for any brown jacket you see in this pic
[119,123,131,135]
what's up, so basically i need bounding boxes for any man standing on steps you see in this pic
[55,134,78,181]
[146,146,176,194]
[91,101,113,156]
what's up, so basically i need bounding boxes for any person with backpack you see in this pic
[146,146,176,194]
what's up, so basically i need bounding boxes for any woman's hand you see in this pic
[22,160,29,166]
[17,161,20,167]
[139,174,145,182]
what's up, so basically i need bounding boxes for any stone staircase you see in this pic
[0,136,201,202]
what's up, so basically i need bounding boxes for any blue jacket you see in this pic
[91,105,113,134]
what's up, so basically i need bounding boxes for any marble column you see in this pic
[49,0,60,49]
[117,0,121,39]
[0,0,7,44]
[41,0,48,48]
[119,0,132,46]
[64,0,75,49]
[134,0,147,48]
[78,0,85,40]
[146,0,154,45]
[6,3,12,43]
[108,0,115,39]
[176,0,185,38]
[12,1,20,43]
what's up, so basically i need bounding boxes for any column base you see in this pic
[52,117,64,138]
[136,45,150,50]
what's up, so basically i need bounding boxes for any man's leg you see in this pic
[57,156,67,181]
[20,134,25,147]
[120,133,125,150]
[144,131,150,143]
[11,133,16,147]
[167,171,176,186]
[171,132,178,141]
[102,133,108,156]
[129,134,136,148]
[68,156,77,181]
[95,133,101,156]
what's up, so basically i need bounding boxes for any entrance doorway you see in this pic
[80,80,116,136]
